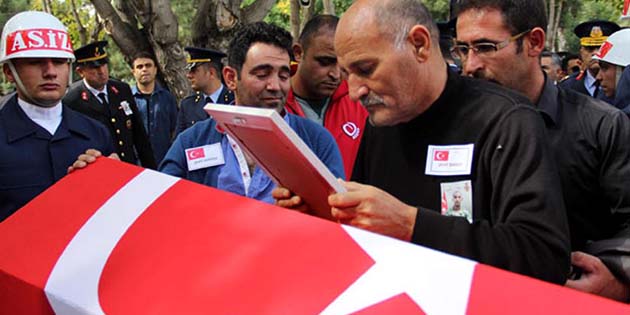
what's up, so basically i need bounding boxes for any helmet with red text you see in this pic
[0,11,74,64]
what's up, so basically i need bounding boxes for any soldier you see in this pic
[0,12,113,221]
[593,29,630,104]
[63,41,156,169]
[175,47,234,135]
[559,20,620,98]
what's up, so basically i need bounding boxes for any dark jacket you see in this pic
[0,96,114,221]
[132,83,178,164]
[63,79,156,169]
[175,87,234,136]
[353,70,570,284]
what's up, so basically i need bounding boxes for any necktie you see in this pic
[205,96,213,105]
[98,92,109,106]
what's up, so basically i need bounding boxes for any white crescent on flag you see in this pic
[0,159,629,314]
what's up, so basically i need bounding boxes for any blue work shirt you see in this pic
[132,83,178,164]
[0,96,114,222]
[160,112,345,203]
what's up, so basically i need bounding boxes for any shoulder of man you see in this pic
[181,91,203,105]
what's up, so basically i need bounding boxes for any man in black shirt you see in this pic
[275,0,570,284]
[455,0,630,301]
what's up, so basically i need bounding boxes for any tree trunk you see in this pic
[70,0,88,45]
[89,0,189,101]
[323,0,336,15]
[192,0,276,51]
[290,0,301,40]
[546,0,556,49]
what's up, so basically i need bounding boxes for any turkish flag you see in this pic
[1,159,629,315]
[186,147,205,160]
[624,0,630,17]
[434,150,449,161]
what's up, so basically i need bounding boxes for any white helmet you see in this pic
[593,29,630,67]
[0,11,74,63]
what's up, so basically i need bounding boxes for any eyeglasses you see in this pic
[450,29,531,60]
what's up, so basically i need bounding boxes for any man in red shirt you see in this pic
[286,15,368,179]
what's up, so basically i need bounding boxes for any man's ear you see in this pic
[408,25,432,62]
[223,66,238,91]
[527,27,546,57]
[293,43,304,62]
[75,66,84,78]
[3,64,15,83]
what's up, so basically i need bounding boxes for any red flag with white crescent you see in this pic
[623,0,630,19]
[0,159,629,314]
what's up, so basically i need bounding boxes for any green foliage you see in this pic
[422,0,450,21]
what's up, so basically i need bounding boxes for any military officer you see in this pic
[559,20,620,97]
[175,47,234,135]
[63,41,156,169]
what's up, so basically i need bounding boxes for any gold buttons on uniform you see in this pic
[116,129,121,134]
[121,152,125,157]
[111,118,116,123]
[118,141,124,146]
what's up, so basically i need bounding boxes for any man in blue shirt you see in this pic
[0,11,114,222]
[131,52,178,164]
[160,22,344,203]
[72,22,344,205]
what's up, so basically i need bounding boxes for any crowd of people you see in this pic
[1,0,630,304]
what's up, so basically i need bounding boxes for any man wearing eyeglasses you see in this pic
[455,0,630,302]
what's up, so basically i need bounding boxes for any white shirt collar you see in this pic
[17,98,63,135]
[207,84,225,103]
[83,79,107,98]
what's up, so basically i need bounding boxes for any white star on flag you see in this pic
[321,226,476,315]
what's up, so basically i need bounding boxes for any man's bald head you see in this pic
[338,0,439,51]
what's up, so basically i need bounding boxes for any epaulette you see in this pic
[559,75,571,83]
[223,90,233,102]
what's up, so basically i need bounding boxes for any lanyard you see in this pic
[226,135,252,194]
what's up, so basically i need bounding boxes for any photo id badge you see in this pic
[425,144,474,176]
[440,180,473,223]
[120,101,133,116]
[185,143,225,171]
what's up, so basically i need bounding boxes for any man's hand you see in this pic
[328,181,417,241]
[67,149,120,174]
[272,186,311,214]
[565,251,630,302]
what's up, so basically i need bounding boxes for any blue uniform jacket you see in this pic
[0,96,114,221]
[160,112,345,203]
[132,83,178,164]
[175,86,234,136]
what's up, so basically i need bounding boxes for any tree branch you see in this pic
[242,0,276,24]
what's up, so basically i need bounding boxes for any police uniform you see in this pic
[63,41,157,169]
[558,20,620,97]
[175,47,234,135]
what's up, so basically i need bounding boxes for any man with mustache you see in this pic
[155,22,344,203]
[175,47,234,135]
[0,12,113,222]
[455,0,630,301]
[64,41,156,169]
[286,15,368,178]
[275,0,570,284]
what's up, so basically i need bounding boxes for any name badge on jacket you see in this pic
[120,101,133,116]
[425,144,474,176]
[185,143,225,171]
